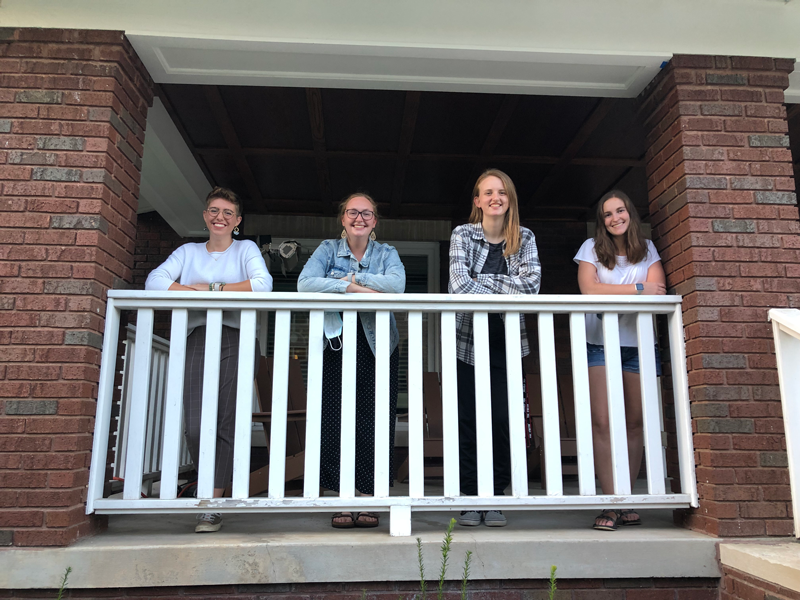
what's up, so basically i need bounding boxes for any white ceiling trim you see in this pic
[130,35,669,98]
[139,97,210,237]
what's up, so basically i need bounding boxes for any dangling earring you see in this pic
[233,226,240,236]
[369,231,377,241]
[341,229,347,239]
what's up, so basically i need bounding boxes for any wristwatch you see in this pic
[635,283,644,295]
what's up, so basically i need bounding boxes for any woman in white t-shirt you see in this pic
[146,186,272,534]
[573,190,666,532]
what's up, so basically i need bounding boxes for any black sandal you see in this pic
[593,509,621,531]
[331,512,356,529]
[355,512,380,528]
[620,509,641,526]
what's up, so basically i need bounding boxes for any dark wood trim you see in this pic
[204,86,267,213]
[194,148,642,168]
[787,104,800,121]
[305,88,334,215]
[153,84,216,187]
[389,91,421,217]
[526,98,617,210]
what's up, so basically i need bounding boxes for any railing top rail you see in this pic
[107,291,682,313]
[769,309,800,339]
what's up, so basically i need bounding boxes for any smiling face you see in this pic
[341,195,376,242]
[203,197,242,239]
[602,196,630,238]
[473,175,509,220]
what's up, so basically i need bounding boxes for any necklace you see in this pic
[206,241,233,261]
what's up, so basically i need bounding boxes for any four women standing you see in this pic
[146,181,667,533]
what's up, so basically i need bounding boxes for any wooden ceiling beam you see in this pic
[203,86,267,213]
[306,88,334,216]
[458,95,521,214]
[154,84,216,187]
[389,91,421,218]
[194,147,643,168]
[525,98,617,210]
[787,104,800,121]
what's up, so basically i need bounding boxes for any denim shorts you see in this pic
[586,343,662,376]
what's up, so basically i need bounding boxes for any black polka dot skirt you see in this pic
[318,317,399,495]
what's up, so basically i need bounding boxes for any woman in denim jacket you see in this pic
[297,193,405,529]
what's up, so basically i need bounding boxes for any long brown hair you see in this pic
[593,190,648,270]
[469,169,521,256]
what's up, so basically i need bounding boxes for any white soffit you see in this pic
[128,36,668,98]
[139,97,210,237]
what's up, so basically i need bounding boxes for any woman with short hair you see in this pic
[145,186,272,533]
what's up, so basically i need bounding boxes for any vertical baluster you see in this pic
[504,312,528,497]
[232,309,257,499]
[268,310,292,499]
[118,340,136,480]
[123,309,155,500]
[538,312,563,496]
[569,313,596,495]
[339,311,358,499]
[87,299,121,513]
[304,311,325,498]
[602,312,630,495]
[472,312,494,497]
[440,311,460,498]
[151,351,168,476]
[144,350,162,477]
[159,309,187,500]
[771,315,800,538]
[668,305,697,506]
[373,311,392,498]
[637,313,666,495]
[196,310,223,499]
[407,311,425,498]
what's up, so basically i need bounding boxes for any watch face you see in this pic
[636,283,644,291]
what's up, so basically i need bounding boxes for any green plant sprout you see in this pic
[56,566,72,600]
[548,565,558,600]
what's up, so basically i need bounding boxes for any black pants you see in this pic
[457,358,512,496]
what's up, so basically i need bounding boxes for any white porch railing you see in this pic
[113,326,192,493]
[768,308,800,539]
[88,291,697,536]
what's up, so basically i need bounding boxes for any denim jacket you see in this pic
[297,238,406,355]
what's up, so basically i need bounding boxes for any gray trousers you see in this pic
[183,325,261,489]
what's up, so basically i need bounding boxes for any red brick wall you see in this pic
[3,577,721,600]
[640,55,797,537]
[0,29,153,546]
[722,566,798,600]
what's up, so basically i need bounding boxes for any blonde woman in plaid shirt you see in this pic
[448,169,541,528]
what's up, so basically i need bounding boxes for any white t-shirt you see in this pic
[145,240,273,332]
[573,238,661,347]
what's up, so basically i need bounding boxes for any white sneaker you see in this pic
[195,513,222,533]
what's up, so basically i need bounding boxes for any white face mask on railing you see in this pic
[323,312,344,349]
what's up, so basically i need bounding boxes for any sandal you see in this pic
[331,512,356,529]
[620,509,641,526]
[355,512,380,528]
[593,509,621,531]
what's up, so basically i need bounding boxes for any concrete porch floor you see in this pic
[1,502,721,590]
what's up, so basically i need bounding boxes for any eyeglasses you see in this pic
[206,207,236,219]
[344,209,374,220]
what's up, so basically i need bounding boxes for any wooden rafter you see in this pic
[525,98,617,210]
[154,84,216,187]
[306,88,334,215]
[787,104,800,121]
[389,91,421,218]
[194,146,642,168]
[456,95,520,214]
[203,86,266,213]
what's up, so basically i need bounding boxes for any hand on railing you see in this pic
[642,282,667,295]
[339,276,380,294]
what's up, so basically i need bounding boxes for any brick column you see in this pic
[640,55,797,537]
[0,29,153,546]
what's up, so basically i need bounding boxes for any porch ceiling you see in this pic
[156,84,649,223]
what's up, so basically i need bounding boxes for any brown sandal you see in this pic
[331,512,356,529]
[620,509,641,526]
[355,512,380,528]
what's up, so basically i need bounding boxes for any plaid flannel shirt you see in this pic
[448,223,541,366]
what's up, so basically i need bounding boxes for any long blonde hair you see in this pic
[469,169,521,256]
[593,190,648,270]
